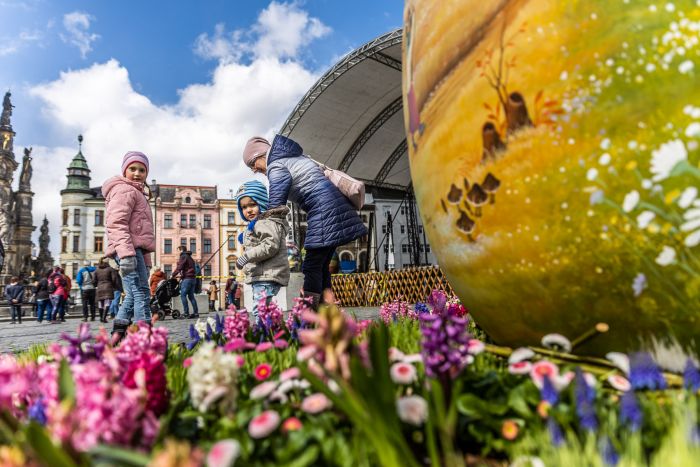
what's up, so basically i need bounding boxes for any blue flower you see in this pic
[214,314,224,334]
[547,418,564,446]
[629,352,667,390]
[574,368,597,432]
[683,358,700,391]
[599,436,619,466]
[187,324,200,351]
[620,391,642,431]
[414,302,430,314]
[540,376,559,405]
[28,398,47,425]
[205,322,213,341]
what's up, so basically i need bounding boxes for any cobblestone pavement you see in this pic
[0,307,381,353]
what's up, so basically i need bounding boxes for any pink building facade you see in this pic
[153,184,220,280]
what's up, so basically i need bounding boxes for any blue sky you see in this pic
[0,0,403,256]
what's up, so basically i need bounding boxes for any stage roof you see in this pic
[279,29,409,192]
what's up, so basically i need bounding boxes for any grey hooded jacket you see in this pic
[242,206,290,286]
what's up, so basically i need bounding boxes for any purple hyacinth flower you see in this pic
[414,302,430,314]
[214,314,224,334]
[599,436,619,466]
[541,376,559,405]
[205,322,213,341]
[547,418,564,446]
[187,323,200,350]
[683,358,700,391]
[574,368,598,432]
[28,398,47,425]
[629,352,667,390]
[619,391,642,431]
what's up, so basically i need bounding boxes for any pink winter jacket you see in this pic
[102,176,155,267]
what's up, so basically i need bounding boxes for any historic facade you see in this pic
[218,197,246,279]
[0,91,40,280]
[152,184,220,279]
[58,135,117,279]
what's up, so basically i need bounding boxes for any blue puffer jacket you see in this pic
[267,134,367,249]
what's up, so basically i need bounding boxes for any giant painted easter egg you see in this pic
[403,0,700,355]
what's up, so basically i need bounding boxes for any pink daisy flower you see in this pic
[301,393,332,414]
[254,363,272,381]
[248,410,280,438]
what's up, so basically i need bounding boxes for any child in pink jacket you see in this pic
[103,151,156,343]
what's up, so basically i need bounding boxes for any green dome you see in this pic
[62,134,92,194]
[68,150,90,171]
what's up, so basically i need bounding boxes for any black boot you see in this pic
[110,322,129,346]
[303,292,321,311]
[98,308,105,323]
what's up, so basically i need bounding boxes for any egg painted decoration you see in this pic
[403,0,700,357]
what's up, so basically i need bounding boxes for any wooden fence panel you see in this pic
[331,266,455,307]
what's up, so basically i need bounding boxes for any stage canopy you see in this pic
[279,29,409,192]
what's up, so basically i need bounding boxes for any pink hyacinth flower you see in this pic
[248,410,280,438]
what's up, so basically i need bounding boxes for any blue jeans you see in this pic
[50,295,65,321]
[36,299,50,322]
[251,281,281,323]
[180,278,198,315]
[115,249,151,325]
[110,291,121,317]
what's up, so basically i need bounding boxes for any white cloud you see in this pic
[0,28,44,56]
[194,1,331,62]
[60,11,99,58]
[27,2,328,259]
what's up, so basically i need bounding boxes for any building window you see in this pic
[73,235,80,252]
[418,225,423,234]
[164,213,173,229]
[185,196,191,204]
[180,238,187,250]
[180,214,187,227]
[228,261,236,275]
[402,244,408,254]
[189,214,196,228]
[190,238,196,253]
[227,233,235,250]
[164,238,172,254]
[400,207,405,216]
[94,210,104,226]
[61,236,67,253]
[426,244,431,253]
[382,225,387,234]
[227,211,236,225]
[163,264,172,276]
[94,236,103,253]
[62,209,68,226]
[73,209,80,226]
[203,214,212,229]
[400,225,405,234]
[204,264,212,278]
[72,262,78,276]
[203,238,212,253]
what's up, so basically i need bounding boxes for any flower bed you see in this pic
[0,293,699,466]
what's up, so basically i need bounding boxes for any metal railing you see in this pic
[331,266,454,307]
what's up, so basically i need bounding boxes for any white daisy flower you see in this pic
[679,60,694,74]
[686,122,700,138]
[636,210,656,228]
[650,139,688,182]
[606,352,630,375]
[598,153,612,165]
[623,190,640,212]
[655,246,677,266]
[587,168,599,180]
[508,347,535,364]
[541,333,572,353]
[678,187,698,209]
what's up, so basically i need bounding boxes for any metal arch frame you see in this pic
[338,96,403,172]
[374,139,407,185]
[279,28,403,137]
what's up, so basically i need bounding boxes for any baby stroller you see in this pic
[150,278,182,320]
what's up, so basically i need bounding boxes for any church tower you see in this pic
[61,135,92,195]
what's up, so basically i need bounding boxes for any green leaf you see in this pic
[285,445,320,467]
[58,359,76,402]
[508,385,534,418]
[89,444,151,466]
[24,421,78,467]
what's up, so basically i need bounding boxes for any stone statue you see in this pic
[39,216,50,253]
[19,147,32,189]
[1,133,10,151]
[1,92,12,127]
[0,207,10,247]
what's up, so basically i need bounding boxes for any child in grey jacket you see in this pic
[235,180,290,324]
